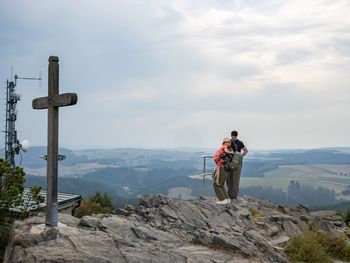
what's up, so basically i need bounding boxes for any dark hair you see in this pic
[231,130,238,137]
[230,141,237,152]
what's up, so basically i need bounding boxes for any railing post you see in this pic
[201,155,214,196]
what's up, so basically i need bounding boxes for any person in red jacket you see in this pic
[213,137,234,204]
[213,137,232,184]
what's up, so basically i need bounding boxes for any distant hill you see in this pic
[2,146,350,169]
[2,146,350,206]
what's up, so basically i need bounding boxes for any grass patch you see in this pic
[249,207,262,219]
[286,229,350,263]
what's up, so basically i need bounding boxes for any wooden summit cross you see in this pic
[32,56,78,227]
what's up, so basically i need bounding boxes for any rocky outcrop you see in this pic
[4,195,349,263]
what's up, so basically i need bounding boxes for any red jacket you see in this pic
[214,145,226,167]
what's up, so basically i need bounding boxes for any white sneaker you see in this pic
[226,198,231,204]
[216,199,229,204]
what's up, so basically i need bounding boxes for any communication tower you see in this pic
[4,74,40,167]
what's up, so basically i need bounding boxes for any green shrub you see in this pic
[286,229,350,262]
[341,208,350,226]
[286,230,330,262]
[74,191,116,218]
[89,191,115,210]
[318,231,350,260]
[74,199,112,218]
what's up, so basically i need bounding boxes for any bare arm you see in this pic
[242,147,248,156]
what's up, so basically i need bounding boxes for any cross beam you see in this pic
[32,93,77,109]
[32,56,78,227]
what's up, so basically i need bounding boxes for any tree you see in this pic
[20,186,45,218]
[0,159,45,261]
[0,159,25,219]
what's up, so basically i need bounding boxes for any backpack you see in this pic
[221,152,234,172]
[227,153,242,171]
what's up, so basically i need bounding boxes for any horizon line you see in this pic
[1,145,350,152]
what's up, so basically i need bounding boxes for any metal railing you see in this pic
[200,155,214,195]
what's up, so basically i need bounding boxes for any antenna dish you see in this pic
[20,140,29,152]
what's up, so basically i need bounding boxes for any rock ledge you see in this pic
[4,195,348,263]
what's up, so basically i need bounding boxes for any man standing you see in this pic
[227,130,248,199]
[231,130,248,156]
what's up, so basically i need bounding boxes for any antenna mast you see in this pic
[4,73,41,167]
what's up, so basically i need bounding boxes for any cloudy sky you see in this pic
[0,0,349,150]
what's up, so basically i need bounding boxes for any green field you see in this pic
[240,164,350,198]
[241,166,296,190]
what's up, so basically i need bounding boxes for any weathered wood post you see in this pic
[32,56,78,226]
